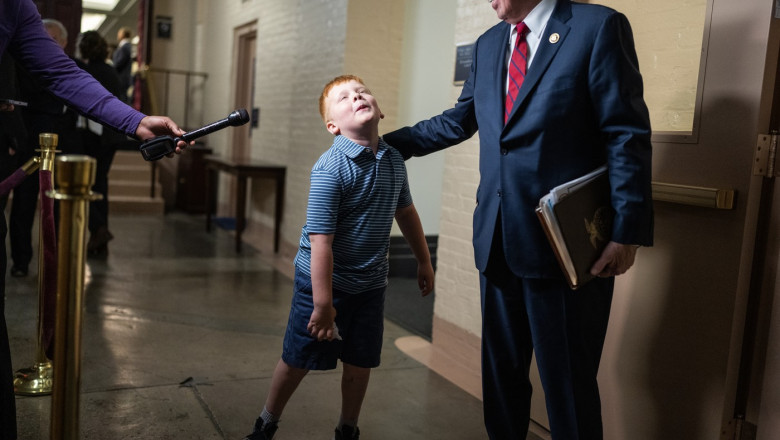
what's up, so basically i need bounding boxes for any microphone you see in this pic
[139,109,250,161]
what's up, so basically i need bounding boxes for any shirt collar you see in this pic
[333,135,386,159]
[509,0,556,45]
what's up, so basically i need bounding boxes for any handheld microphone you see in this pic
[139,108,250,161]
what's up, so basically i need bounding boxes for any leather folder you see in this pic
[535,166,613,290]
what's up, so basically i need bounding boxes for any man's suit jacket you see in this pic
[112,40,132,101]
[384,0,653,279]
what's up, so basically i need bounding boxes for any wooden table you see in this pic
[203,155,286,253]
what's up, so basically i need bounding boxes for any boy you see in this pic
[243,75,435,440]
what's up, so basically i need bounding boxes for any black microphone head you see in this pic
[228,108,250,126]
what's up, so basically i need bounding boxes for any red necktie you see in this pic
[505,22,529,124]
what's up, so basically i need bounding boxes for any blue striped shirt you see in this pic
[294,135,413,293]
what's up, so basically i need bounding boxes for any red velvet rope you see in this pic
[0,168,27,198]
[39,170,58,358]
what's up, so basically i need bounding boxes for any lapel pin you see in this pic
[549,33,560,44]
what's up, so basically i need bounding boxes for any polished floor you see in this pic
[5,212,497,439]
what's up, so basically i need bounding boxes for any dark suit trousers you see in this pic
[0,212,17,440]
[79,129,117,233]
[480,222,613,440]
[8,165,38,269]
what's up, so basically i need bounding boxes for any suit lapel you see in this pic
[505,0,573,125]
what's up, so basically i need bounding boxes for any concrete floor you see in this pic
[6,213,493,439]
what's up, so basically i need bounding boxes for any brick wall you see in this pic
[596,0,706,132]
[154,0,708,351]
[430,1,499,337]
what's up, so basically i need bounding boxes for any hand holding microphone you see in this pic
[139,108,250,161]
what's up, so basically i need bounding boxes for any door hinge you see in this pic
[754,132,779,177]
[721,416,757,440]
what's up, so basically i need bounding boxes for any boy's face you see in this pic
[325,80,384,137]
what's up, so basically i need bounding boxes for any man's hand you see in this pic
[590,241,638,278]
[0,103,13,112]
[135,116,190,153]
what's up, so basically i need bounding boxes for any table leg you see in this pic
[274,173,285,253]
[205,167,213,232]
[235,175,247,253]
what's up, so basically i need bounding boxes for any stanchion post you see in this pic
[13,133,59,396]
[47,155,101,440]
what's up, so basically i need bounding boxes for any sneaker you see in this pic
[242,417,278,440]
[334,425,360,440]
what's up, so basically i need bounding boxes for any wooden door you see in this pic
[555,1,780,439]
[231,22,256,162]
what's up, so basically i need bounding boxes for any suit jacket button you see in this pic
[500,148,508,155]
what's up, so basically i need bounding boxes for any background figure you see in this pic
[1,1,189,437]
[76,30,125,258]
[8,18,77,278]
[0,53,26,201]
[112,27,133,104]
[383,0,653,438]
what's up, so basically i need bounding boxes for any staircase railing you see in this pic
[138,66,208,198]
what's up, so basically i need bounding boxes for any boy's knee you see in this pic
[341,363,371,382]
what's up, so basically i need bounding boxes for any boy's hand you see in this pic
[418,261,435,296]
[308,305,337,341]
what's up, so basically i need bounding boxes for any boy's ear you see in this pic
[326,120,340,135]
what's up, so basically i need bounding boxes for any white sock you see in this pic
[261,407,279,425]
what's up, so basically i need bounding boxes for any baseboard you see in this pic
[394,315,482,400]
[242,219,296,280]
[389,235,438,278]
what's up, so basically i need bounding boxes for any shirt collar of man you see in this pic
[508,0,556,66]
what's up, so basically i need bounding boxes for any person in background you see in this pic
[383,0,653,438]
[242,75,434,440]
[76,30,126,258]
[112,26,133,103]
[0,1,189,438]
[7,18,77,278]
[0,53,26,232]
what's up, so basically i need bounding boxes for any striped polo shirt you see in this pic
[294,135,413,294]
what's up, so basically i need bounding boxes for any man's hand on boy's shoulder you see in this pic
[418,261,435,296]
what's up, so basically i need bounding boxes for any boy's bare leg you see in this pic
[265,359,309,417]
[340,363,371,424]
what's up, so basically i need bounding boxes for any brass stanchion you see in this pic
[47,155,101,440]
[13,133,60,396]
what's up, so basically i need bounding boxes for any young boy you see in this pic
[242,75,435,440]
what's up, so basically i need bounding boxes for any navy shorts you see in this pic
[282,268,385,370]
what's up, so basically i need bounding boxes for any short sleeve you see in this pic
[396,161,413,209]
[305,168,342,234]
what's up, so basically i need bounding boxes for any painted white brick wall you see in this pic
[343,1,406,135]
[429,1,500,338]
[596,0,706,132]
[178,0,405,250]
[154,0,705,343]
[183,0,350,244]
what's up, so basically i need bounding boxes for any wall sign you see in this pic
[453,42,474,86]
[156,16,172,39]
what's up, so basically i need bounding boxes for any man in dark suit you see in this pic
[383,0,653,438]
[112,27,133,103]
